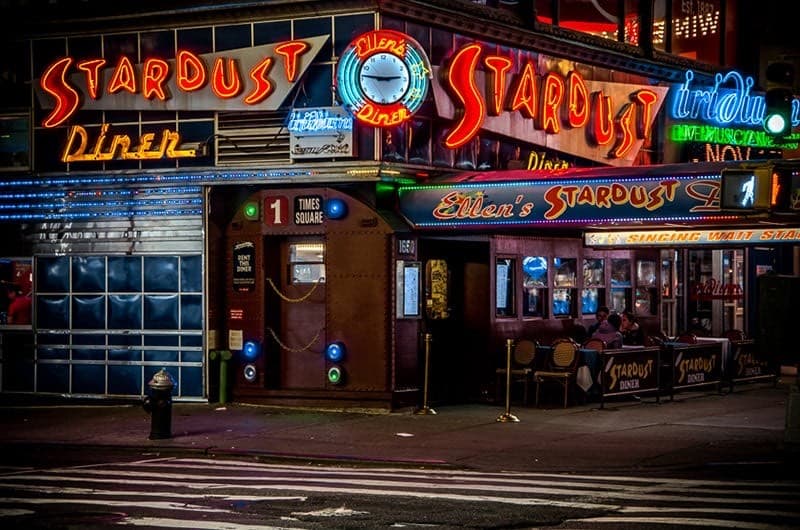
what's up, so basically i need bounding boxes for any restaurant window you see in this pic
[610,258,631,314]
[582,258,605,315]
[535,1,628,42]
[335,14,374,57]
[0,257,33,326]
[653,0,736,64]
[495,257,516,318]
[522,256,547,318]
[0,115,30,172]
[215,24,252,51]
[553,257,577,317]
[289,243,326,284]
[635,260,658,315]
[426,259,450,320]
[383,126,407,162]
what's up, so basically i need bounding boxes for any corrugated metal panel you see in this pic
[24,217,203,254]
[216,111,290,167]
[3,185,204,253]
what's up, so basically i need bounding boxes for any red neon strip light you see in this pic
[508,61,538,119]
[40,57,79,128]
[589,92,614,145]
[565,70,589,128]
[176,50,207,92]
[107,56,137,95]
[76,59,106,100]
[274,41,309,82]
[143,58,170,101]
[244,56,274,104]
[354,30,407,60]
[538,72,564,134]
[633,89,658,139]
[609,102,635,159]
[484,56,512,116]
[444,43,485,149]
[210,57,243,99]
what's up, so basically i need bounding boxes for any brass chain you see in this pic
[266,326,322,353]
[266,277,321,303]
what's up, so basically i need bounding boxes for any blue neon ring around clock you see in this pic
[336,30,431,119]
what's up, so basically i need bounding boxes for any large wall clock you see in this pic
[336,29,431,127]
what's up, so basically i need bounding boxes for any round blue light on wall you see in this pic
[324,198,348,220]
[243,340,261,360]
[325,341,346,362]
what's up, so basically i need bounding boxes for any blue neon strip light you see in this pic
[0,209,203,221]
[0,170,314,188]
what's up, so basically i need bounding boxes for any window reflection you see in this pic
[289,243,326,284]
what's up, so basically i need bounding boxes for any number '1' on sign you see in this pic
[264,196,289,226]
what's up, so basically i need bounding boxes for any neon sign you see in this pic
[398,176,738,228]
[61,124,198,162]
[670,69,800,129]
[440,42,661,160]
[336,30,432,127]
[585,227,800,247]
[36,37,327,127]
[670,123,800,150]
[287,108,353,134]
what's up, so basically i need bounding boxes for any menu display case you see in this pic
[553,257,577,317]
[635,260,658,315]
[522,256,547,318]
[610,258,632,314]
[581,258,605,315]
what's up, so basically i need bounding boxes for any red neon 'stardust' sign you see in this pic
[441,42,659,159]
[38,39,318,128]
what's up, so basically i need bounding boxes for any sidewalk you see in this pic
[1,379,796,475]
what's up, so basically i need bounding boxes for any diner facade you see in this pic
[0,0,797,409]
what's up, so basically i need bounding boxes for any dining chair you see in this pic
[495,339,537,404]
[534,338,579,408]
[581,337,606,352]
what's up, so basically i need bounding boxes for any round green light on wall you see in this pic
[327,366,343,385]
[243,201,259,220]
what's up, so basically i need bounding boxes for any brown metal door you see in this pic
[267,238,326,389]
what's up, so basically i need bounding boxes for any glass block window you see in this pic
[34,254,204,400]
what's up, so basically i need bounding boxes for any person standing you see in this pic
[7,285,32,325]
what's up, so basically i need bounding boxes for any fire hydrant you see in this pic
[142,368,175,440]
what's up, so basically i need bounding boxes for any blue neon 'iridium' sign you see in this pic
[671,70,799,128]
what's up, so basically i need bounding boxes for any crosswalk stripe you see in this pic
[118,516,301,530]
[5,467,796,507]
[0,497,231,512]
[0,456,796,529]
[572,515,791,530]
[0,483,306,501]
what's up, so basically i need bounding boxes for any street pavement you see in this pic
[1,376,798,475]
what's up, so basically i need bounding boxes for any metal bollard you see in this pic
[209,350,232,404]
[496,338,520,423]
[142,368,176,440]
[414,333,437,415]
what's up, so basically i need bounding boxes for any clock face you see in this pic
[358,52,411,105]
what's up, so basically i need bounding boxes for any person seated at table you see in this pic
[587,306,610,335]
[591,312,623,349]
[620,310,645,346]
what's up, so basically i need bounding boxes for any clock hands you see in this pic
[361,74,402,82]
